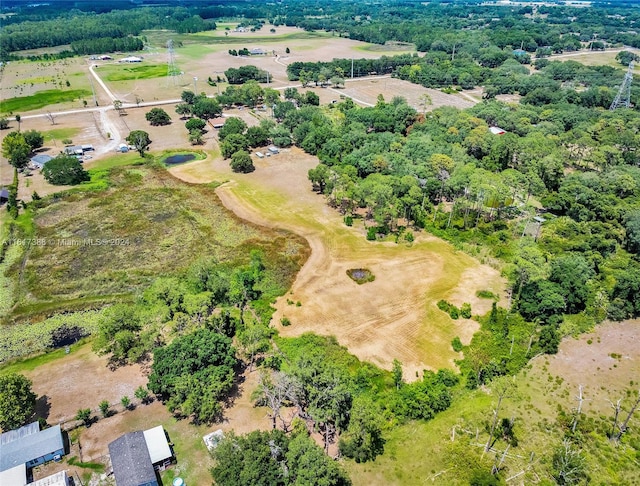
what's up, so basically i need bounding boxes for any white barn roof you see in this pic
[143,426,172,465]
[29,470,69,486]
[0,463,26,486]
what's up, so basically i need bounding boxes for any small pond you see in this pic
[163,153,197,165]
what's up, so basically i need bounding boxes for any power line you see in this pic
[610,61,634,110]
[166,39,183,87]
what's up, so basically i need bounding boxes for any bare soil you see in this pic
[23,344,147,424]
[542,319,640,414]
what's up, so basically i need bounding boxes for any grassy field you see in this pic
[0,89,91,114]
[143,27,332,49]
[170,148,504,376]
[98,64,168,82]
[3,163,308,323]
[42,126,80,142]
[346,320,640,485]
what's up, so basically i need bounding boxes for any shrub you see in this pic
[280,317,291,327]
[76,408,92,426]
[437,300,450,312]
[230,150,255,173]
[366,227,377,241]
[451,336,463,352]
[99,400,111,418]
[449,306,459,319]
[476,290,497,300]
[460,302,472,319]
[344,215,353,226]
[121,396,131,410]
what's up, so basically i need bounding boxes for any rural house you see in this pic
[0,422,65,485]
[108,426,173,486]
[30,154,53,170]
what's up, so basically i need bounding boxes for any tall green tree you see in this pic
[42,154,90,185]
[1,131,30,169]
[126,130,151,156]
[0,373,37,431]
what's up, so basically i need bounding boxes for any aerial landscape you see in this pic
[1,0,640,485]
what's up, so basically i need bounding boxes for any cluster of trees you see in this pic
[42,155,90,185]
[145,108,171,126]
[175,90,222,120]
[70,36,143,55]
[92,249,298,423]
[148,328,236,424]
[1,129,44,169]
[224,65,271,84]
[211,429,351,486]
[0,6,216,59]
[251,334,458,463]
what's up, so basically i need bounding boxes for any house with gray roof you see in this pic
[109,431,159,486]
[30,154,53,169]
[109,426,173,486]
[0,422,65,485]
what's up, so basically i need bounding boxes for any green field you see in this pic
[42,127,80,142]
[4,163,308,325]
[0,89,91,114]
[143,28,332,48]
[99,64,168,82]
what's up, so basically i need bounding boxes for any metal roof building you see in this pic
[0,423,65,485]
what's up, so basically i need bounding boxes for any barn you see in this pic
[0,422,65,485]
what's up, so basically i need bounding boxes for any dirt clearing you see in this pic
[170,147,505,378]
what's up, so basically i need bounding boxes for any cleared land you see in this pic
[7,341,272,485]
[170,147,505,377]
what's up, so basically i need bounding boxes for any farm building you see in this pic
[210,117,227,129]
[63,145,84,156]
[120,56,143,63]
[29,470,71,486]
[489,126,506,135]
[108,426,173,486]
[0,188,9,204]
[0,422,65,485]
[249,48,266,55]
[30,154,53,169]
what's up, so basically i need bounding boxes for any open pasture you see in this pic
[170,147,505,377]
[346,319,640,485]
[0,57,94,114]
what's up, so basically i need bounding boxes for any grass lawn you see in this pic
[42,127,80,142]
[0,89,91,114]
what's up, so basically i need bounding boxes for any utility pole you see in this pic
[351,57,354,79]
[193,76,198,94]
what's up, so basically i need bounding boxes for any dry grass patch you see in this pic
[170,147,505,377]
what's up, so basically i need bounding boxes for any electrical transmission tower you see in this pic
[166,39,183,86]
[610,61,634,110]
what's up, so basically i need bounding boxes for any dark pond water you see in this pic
[164,153,196,165]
